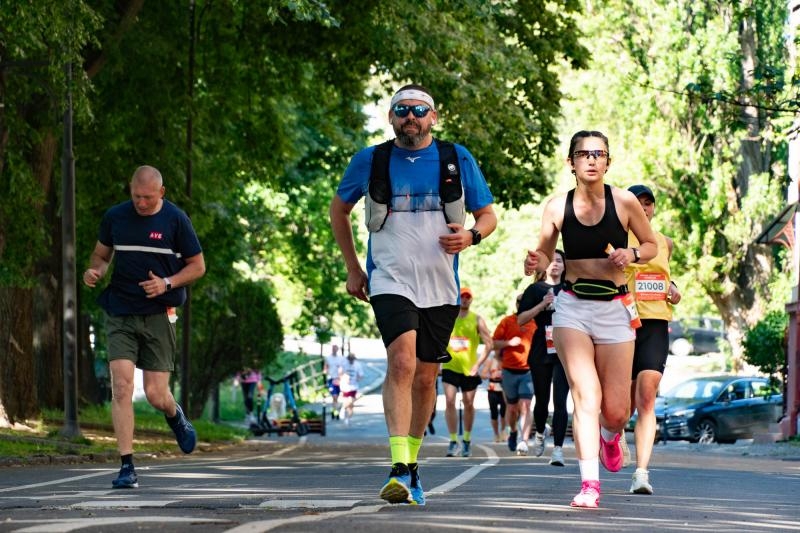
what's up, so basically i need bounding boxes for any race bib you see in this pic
[545,325,556,354]
[635,272,668,301]
[621,292,642,329]
[448,336,471,353]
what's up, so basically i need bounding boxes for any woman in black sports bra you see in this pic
[522,130,657,509]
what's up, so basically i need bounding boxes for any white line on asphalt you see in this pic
[222,442,500,532]
[10,516,230,533]
[428,442,499,494]
[223,504,384,533]
[0,445,302,494]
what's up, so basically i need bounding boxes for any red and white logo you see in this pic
[149,231,163,240]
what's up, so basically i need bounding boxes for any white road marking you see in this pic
[4,441,499,533]
[0,445,302,494]
[224,443,500,532]
[428,443,499,494]
[69,499,177,509]
[223,504,384,533]
[16,490,113,501]
[9,516,229,533]
[257,499,361,509]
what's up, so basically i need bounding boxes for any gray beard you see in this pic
[393,121,431,148]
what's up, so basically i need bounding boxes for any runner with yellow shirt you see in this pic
[624,184,682,495]
[442,287,493,457]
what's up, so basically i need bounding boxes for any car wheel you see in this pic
[694,419,717,444]
[671,337,693,357]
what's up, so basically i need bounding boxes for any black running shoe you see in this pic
[166,403,196,454]
[112,464,138,489]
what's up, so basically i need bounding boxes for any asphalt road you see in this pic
[1,356,799,532]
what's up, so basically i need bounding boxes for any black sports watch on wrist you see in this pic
[469,228,482,246]
[164,277,172,292]
[631,247,641,263]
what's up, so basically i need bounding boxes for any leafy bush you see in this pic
[743,311,787,385]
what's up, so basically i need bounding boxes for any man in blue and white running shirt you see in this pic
[330,84,496,505]
[83,165,206,490]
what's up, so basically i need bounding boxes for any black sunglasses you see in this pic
[573,149,609,160]
[392,104,432,118]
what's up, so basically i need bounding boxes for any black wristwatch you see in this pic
[631,248,641,263]
[469,228,482,245]
[164,277,172,292]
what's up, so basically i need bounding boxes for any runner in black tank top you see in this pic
[521,130,657,509]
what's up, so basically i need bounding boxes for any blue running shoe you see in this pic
[379,463,411,504]
[166,403,196,454]
[446,440,459,457]
[461,440,471,457]
[508,431,518,452]
[111,464,138,489]
[409,463,426,506]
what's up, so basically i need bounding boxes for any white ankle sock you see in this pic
[600,426,617,442]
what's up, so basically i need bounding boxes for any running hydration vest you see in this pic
[365,139,466,232]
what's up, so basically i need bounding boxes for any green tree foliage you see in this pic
[2,0,588,420]
[189,279,283,418]
[0,1,101,423]
[559,0,793,363]
[743,310,787,386]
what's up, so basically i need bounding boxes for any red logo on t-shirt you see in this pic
[149,231,163,240]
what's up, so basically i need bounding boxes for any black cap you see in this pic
[628,184,655,202]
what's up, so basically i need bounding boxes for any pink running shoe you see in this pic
[570,480,601,508]
[599,431,623,472]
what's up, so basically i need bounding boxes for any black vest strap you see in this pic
[368,140,395,206]
[436,140,462,205]
[366,139,464,232]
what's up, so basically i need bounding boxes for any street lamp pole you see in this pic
[61,61,81,438]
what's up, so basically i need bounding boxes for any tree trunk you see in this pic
[0,287,37,424]
[31,131,63,409]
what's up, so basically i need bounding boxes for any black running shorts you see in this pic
[370,294,459,363]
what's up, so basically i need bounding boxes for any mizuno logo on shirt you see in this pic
[406,156,421,163]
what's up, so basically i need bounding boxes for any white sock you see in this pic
[600,426,617,442]
[578,458,600,481]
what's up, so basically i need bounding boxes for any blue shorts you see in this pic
[326,378,341,396]
[501,368,534,404]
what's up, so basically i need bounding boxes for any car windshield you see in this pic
[663,378,726,401]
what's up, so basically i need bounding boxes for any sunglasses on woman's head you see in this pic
[392,104,432,118]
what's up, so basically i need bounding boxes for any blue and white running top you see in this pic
[337,140,493,308]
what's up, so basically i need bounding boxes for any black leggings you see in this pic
[241,382,257,413]
[530,358,570,447]
[487,389,506,420]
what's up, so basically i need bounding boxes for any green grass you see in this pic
[0,367,327,463]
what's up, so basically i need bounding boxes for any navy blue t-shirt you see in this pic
[97,199,202,316]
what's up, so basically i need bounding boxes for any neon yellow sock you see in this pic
[407,435,423,464]
[449,433,458,441]
[463,431,471,442]
[389,435,409,465]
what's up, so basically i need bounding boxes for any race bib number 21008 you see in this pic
[635,272,668,301]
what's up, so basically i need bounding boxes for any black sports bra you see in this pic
[561,184,627,260]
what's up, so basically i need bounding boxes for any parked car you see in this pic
[668,316,727,356]
[651,375,783,444]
